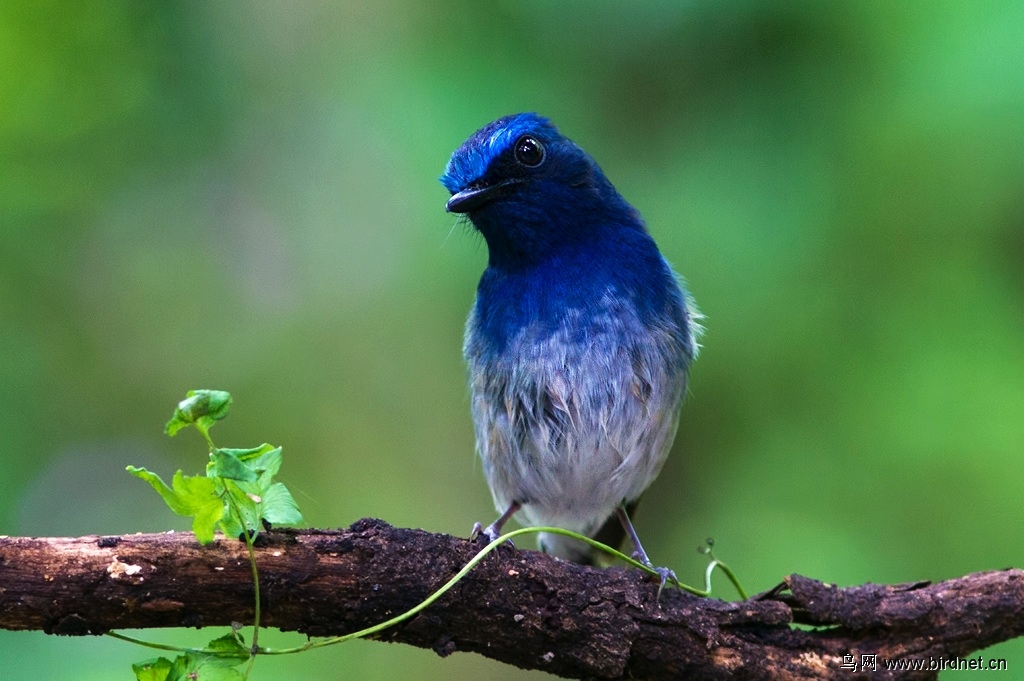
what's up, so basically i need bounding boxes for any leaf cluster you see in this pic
[127,390,302,544]
[132,632,249,681]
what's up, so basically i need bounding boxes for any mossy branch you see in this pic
[0,519,1020,680]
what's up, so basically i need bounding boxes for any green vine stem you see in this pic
[109,525,747,661]
[222,484,262,679]
[255,525,746,655]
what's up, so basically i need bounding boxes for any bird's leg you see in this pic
[616,504,679,597]
[471,500,521,545]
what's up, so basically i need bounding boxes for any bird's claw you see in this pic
[470,522,514,548]
[631,551,678,600]
[652,567,679,600]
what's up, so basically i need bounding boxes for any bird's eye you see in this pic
[513,135,545,167]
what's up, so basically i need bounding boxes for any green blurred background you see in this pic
[2,1,1022,678]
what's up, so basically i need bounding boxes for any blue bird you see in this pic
[441,113,700,585]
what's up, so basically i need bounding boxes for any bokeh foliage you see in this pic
[1,1,1022,678]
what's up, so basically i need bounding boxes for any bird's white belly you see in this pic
[467,311,687,537]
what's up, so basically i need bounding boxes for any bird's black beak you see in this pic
[446,185,492,213]
[446,179,519,214]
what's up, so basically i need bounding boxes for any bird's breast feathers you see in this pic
[464,287,692,530]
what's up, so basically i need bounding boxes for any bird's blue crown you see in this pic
[440,113,560,194]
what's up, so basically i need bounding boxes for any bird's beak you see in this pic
[445,179,518,214]
[446,185,492,213]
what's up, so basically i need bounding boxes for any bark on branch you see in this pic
[0,519,1020,680]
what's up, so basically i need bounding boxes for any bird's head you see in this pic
[440,113,638,267]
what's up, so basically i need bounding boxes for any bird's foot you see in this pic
[470,522,515,549]
[632,551,679,600]
[651,566,680,600]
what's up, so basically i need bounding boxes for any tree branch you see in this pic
[0,518,1020,679]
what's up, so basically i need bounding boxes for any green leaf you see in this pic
[217,510,245,540]
[219,480,260,538]
[126,466,183,514]
[208,444,299,535]
[132,657,174,681]
[220,443,277,463]
[205,631,250,661]
[191,492,227,544]
[127,467,225,544]
[166,390,232,437]
[169,651,245,681]
[208,449,258,482]
[245,445,282,479]
[130,635,249,681]
[213,444,282,479]
[170,471,222,515]
[260,481,303,526]
[193,666,245,681]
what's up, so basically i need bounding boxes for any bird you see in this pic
[440,113,700,585]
